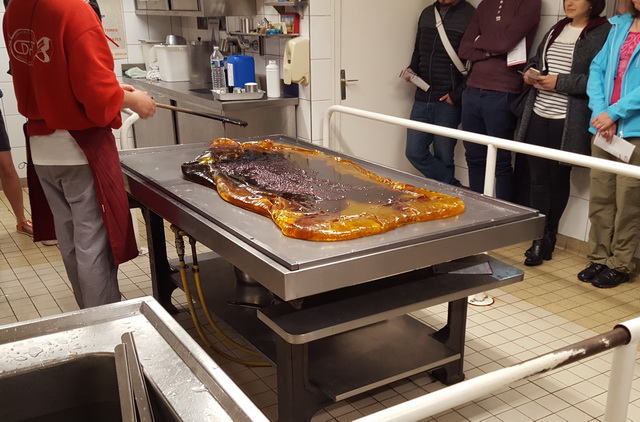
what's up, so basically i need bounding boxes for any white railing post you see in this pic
[604,317,640,422]
[604,341,637,422]
[483,144,498,197]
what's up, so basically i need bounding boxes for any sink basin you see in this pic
[0,353,178,422]
[0,297,268,422]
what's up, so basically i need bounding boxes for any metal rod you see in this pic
[483,144,497,197]
[156,103,248,127]
[322,105,640,180]
[353,325,631,422]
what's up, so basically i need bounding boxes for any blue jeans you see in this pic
[461,87,517,201]
[405,100,461,185]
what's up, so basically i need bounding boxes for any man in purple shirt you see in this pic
[458,0,541,201]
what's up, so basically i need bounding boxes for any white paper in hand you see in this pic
[400,69,430,92]
[507,38,527,66]
[594,132,636,163]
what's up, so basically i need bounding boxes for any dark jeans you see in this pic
[525,113,571,235]
[461,87,517,201]
[405,100,461,185]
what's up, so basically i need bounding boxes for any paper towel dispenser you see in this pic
[135,0,255,16]
[283,37,310,86]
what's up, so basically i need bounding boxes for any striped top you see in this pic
[533,24,582,119]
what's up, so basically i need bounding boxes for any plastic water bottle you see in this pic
[210,46,226,92]
[266,60,281,98]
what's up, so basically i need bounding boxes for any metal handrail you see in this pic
[322,105,640,421]
[354,317,640,422]
[322,105,640,196]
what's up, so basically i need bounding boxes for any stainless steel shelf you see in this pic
[229,32,300,56]
[265,1,309,18]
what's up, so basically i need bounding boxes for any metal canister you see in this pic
[187,39,212,85]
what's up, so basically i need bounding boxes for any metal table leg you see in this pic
[275,338,331,422]
[431,297,468,385]
[141,207,179,315]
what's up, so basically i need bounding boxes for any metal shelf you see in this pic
[264,1,309,18]
[229,32,300,56]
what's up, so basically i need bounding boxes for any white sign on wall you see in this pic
[99,0,128,59]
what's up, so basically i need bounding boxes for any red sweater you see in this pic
[458,0,541,94]
[3,0,124,135]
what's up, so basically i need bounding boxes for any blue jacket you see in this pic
[588,14,640,138]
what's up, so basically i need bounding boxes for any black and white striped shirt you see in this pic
[533,24,582,119]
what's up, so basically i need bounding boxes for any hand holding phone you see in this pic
[518,69,542,80]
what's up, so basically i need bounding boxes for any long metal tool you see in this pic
[155,103,248,127]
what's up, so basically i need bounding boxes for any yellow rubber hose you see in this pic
[188,235,263,358]
[170,225,270,367]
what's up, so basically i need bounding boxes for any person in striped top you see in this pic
[513,0,609,267]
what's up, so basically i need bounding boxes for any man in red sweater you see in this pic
[458,0,541,201]
[3,0,156,308]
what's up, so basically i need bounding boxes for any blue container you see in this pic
[226,55,256,88]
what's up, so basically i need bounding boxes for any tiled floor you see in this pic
[1,189,640,421]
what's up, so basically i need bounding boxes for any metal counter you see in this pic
[125,78,298,112]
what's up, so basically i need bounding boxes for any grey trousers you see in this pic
[588,137,640,273]
[34,165,120,308]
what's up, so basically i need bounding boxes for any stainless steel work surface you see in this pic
[121,135,543,300]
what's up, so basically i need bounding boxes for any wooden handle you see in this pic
[155,103,248,127]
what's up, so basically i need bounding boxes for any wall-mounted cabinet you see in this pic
[264,1,309,18]
[135,0,256,16]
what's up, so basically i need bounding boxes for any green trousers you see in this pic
[587,137,640,273]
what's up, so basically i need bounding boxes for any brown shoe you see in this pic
[16,220,33,237]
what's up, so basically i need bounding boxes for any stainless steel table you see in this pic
[120,135,543,421]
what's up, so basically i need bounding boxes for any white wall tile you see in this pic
[11,146,26,178]
[296,98,311,141]
[263,37,280,56]
[124,12,151,42]
[0,82,17,116]
[122,0,136,13]
[147,15,174,41]
[541,0,562,16]
[559,196,590,241]
[0,48,10,83]
[310,0,332,16]
[310,99,332,141]
[570,167,590,201]
[5,114,25,148]
[310,17,332,60]
[310,59,332,101]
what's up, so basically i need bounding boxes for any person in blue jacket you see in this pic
[578,0,640,288]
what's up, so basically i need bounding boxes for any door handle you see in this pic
[340,69,359,100]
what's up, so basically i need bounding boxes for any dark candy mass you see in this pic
[182,139,465,241]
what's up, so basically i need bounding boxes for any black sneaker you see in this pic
[577,263,608,282]
[591,268,630,289]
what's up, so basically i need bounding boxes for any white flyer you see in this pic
[507,38,527,67]
[400,69,430,92]
[594,132,636,163]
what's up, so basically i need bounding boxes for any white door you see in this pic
[333,0,429,174]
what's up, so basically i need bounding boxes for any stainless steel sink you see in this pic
[0,353,179,421]
[0,297,268,422]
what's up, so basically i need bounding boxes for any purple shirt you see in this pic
[458,0,541,93]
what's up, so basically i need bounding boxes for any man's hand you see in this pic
[122,88,156,119]
[400,68,415,82]
[439,93,454,105]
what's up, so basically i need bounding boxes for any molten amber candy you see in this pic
[181,139,465,241]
